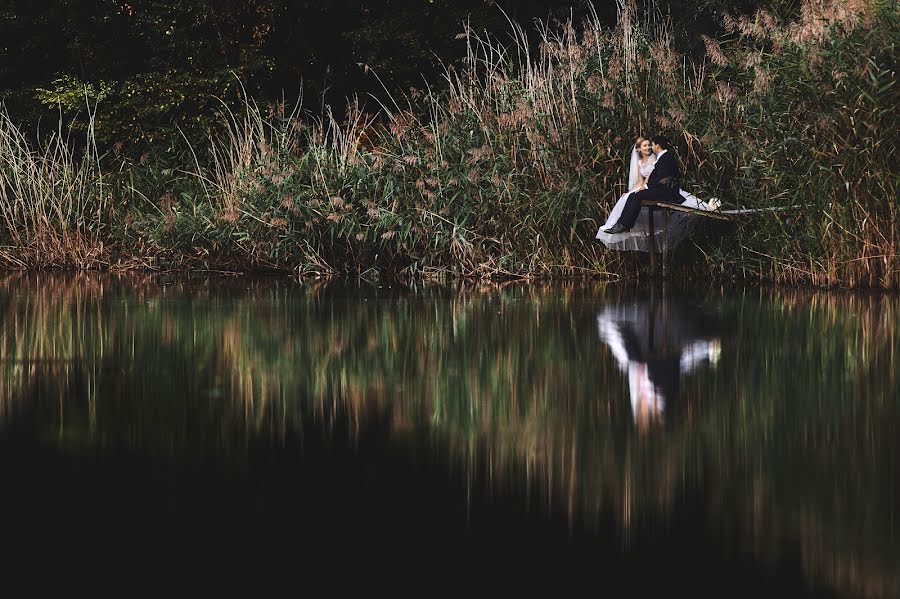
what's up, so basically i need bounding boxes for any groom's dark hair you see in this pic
[651,135,670,150]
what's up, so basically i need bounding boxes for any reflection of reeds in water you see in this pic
[0,275,896,597]
[648,287,898,598]
[1,273,98,419]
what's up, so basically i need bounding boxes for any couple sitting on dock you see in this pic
[596,135,720,251]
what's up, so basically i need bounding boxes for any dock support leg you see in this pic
[648,207,656,277]
[662,209,669,280]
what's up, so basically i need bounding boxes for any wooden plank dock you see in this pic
[638,200,802,278]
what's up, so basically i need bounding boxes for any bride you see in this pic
[599,137,655,232]
[596,136,721,241]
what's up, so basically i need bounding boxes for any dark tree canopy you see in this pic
[0,0,780,151]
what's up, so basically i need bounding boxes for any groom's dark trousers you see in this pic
[616,150,681,229]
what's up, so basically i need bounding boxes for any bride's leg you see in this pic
[602,192,632,230]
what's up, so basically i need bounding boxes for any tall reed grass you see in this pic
[0,107,108,268]
[0,0,896,287]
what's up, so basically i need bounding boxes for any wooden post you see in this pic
[649,284,656,353]
[662,209,669,280]
[647,207,656,277]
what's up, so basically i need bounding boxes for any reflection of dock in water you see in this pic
[597,291,720,430]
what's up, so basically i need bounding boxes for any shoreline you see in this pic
[2,266,897,293]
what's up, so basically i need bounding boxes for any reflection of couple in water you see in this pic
[597,299,721,431]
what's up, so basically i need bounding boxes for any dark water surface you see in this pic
[1,274,896,594]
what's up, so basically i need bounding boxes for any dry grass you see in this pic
[0,0,896,287]
[0,106,108,268]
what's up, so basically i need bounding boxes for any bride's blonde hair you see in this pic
[634,136,646,150]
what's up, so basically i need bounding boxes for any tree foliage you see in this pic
[1,1,778,151]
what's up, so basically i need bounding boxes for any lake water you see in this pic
[0,274,896,595]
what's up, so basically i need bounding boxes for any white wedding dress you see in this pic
[599,155,656,231]
[595,148,721,252]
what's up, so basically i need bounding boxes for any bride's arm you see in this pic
[630,174,646,192]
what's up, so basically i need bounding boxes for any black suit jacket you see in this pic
[647,151,681,200]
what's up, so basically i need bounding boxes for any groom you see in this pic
[605,135,681,234]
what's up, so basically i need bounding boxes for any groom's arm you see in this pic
[657,154,680,190]
[648,154,674,188]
